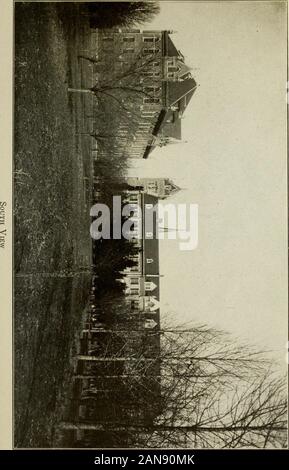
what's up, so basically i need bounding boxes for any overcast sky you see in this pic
[128,1,287,363]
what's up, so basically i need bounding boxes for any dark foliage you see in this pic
[84,1,160,29]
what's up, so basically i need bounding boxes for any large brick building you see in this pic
[94,29,197,159]
[121,177,181,317]
[121,191,161,323]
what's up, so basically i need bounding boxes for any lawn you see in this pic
[14,2,95,447]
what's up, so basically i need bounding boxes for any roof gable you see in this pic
[177,60,192,79]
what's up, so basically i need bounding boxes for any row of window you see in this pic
[144,86,161,93]
[128,230,155,238]
[102,36,161,43]
[120,60,160,68]
[143,97,160,104]
[121,48,161,54]
[142,71,160,77]
[118,64,177,80]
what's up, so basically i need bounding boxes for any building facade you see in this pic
[92,29,197,158]
[121,191,161,326]
[126,177,181,199]
[121,177,181,317]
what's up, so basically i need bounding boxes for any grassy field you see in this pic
[14,3,96,447]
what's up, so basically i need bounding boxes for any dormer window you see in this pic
[145,282,154,291]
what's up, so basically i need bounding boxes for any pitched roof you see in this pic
[142,194,159,277]
[168,77,197,106]
[151,109,181,139]
[182,89,195,109]
[162,116,182,140]
[164,179,181,196]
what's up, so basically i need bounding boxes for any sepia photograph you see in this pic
[10,0,288,450]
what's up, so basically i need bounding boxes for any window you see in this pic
[143,48,160,55]
[144,86,160,94]
[129,195,138,203]
[131,254,139,262]
[144,98,160,104]
[128,202,139,211]
[168,66,178,72]
[102,36,113,42]
[143,37,160,43]
[123,48,134,54]
[167,73,174,78]
[145,86,155,93]
[143,111,157,117]
[123,37,135,42]
[131,278,139,285]
[131,265,139,272]
[142,71,154,77]
[145,282,154,291]
[130,288,139,295]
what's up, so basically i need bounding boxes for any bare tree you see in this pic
[61,322,287,449]
[69,50,162,113]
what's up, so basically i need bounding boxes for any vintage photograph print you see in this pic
[14,1,288,449]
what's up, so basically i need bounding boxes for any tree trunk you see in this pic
[77,355,155,362]
[59,422,287,433]
[68,88,93,94]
